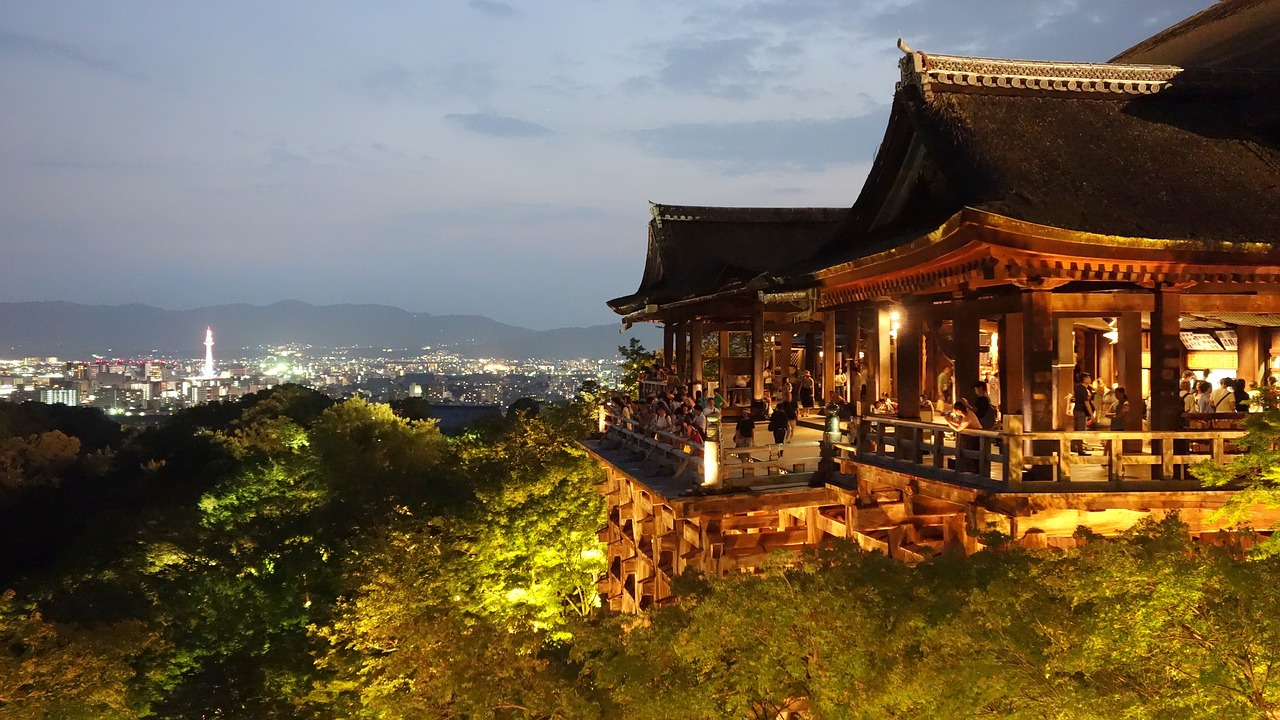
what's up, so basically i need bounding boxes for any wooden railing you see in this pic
[638,380,668,397]
[848,414,1247,486]
[720,440,823,486]
[602,412,704,484]
[600,410,824,488]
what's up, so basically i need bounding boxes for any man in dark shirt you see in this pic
[734,409,756,462]
[1072,372,1095,455]
[970,380,995,430]
[735,411,755,446]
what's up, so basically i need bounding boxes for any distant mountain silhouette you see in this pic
[0,301,660,360]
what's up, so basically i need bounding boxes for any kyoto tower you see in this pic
[202,327,215,378]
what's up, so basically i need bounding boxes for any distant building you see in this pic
[39,387,78,406]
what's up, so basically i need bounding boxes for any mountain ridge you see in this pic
[0,301,658,360]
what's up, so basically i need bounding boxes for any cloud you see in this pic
[354,62,497,105]
[437,62,499,104]
[267,145,312,167]
[357,64,417,102]
[628,113,887,173]
[653,37,777,100]
[444,113,552,138]
[468,0,517,17]
[0,29,144,82]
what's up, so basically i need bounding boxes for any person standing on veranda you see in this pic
[937,364,954,412]
[1072,372,1095,456]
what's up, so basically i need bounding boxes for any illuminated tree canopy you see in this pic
[4,388,1280,719]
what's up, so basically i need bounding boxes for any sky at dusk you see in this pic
[1,0,1214,329]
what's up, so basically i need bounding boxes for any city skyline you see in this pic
[1,1,1213,329]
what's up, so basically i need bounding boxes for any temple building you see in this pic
[585,0,1280,612]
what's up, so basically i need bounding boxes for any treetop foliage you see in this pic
[4,385,1280,718]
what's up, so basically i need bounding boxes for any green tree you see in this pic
[1194,384,1280,552]
[616,338,657,398]
[0,590,162,720]
[313,400,607,718]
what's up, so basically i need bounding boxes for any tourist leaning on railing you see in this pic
[945,400,982,472]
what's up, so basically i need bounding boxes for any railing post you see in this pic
[1004,415,1023,483]
[703,409,722,487]
[1107,433,1122,481]
[1161,439,1175,480]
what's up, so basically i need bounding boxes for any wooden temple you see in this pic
[585,1,1280,612]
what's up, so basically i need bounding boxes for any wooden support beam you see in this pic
[719,330,729,395]
[674,321,687,383]
[954,309,980,410]
[1054,316,1076,431]
[1116,313,1142,401]
[918,293,1023,319]
[779,329,793,399]
[1150,288,1182,479]
[1050,293,1153,315]
[804,332,818,381]
[875,307,893,401]
[1237,325,1262,385]
[1023,292,1056,480]
[697,321,824,333]
[663,324,675,368]
[845,310,861,403]
[1181,294,1280,314]
[1150,289,1182,432]
[690,320,704,390]
[925,320,943,405]
[823,312,837,405]
[897,307,923,419]
[1001,311,1022,418]
[752,305,766,403]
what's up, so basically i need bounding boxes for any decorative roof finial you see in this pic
[897,38,914,55]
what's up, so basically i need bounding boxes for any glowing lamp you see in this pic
[824,402,841,443]
[702,409,721,487]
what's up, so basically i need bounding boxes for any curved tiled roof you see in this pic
[607,204,845,315]
[790,48,1280,279]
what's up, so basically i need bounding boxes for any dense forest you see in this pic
[3,387,1280,719]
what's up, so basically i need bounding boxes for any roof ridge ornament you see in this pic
[898,50,1196,99]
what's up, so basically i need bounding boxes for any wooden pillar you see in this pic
[690,320,704,390]
[1151,288,1182,479]
[1237,325,1262,385]
[877,308,893,400]
[779,330,793,395]
[954,310,980,407]
[1001,312,1023,416]
[1116,312,1143,401]
[718,330,730,395]
[865,308,882,405]
[896,307,922,419]
[1053,317,1076,430]
[1268,329,1280,383]
[1023,292,1055,480]
[674,321,687,382]
[804,332,818,387]
[1150,289,1182,431]
[845,310,861,403]
[663,324,675,368]
[925,321,942,402]
[1098,335,1114,388]
[751,305,766,402]
[822,312,836,405]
